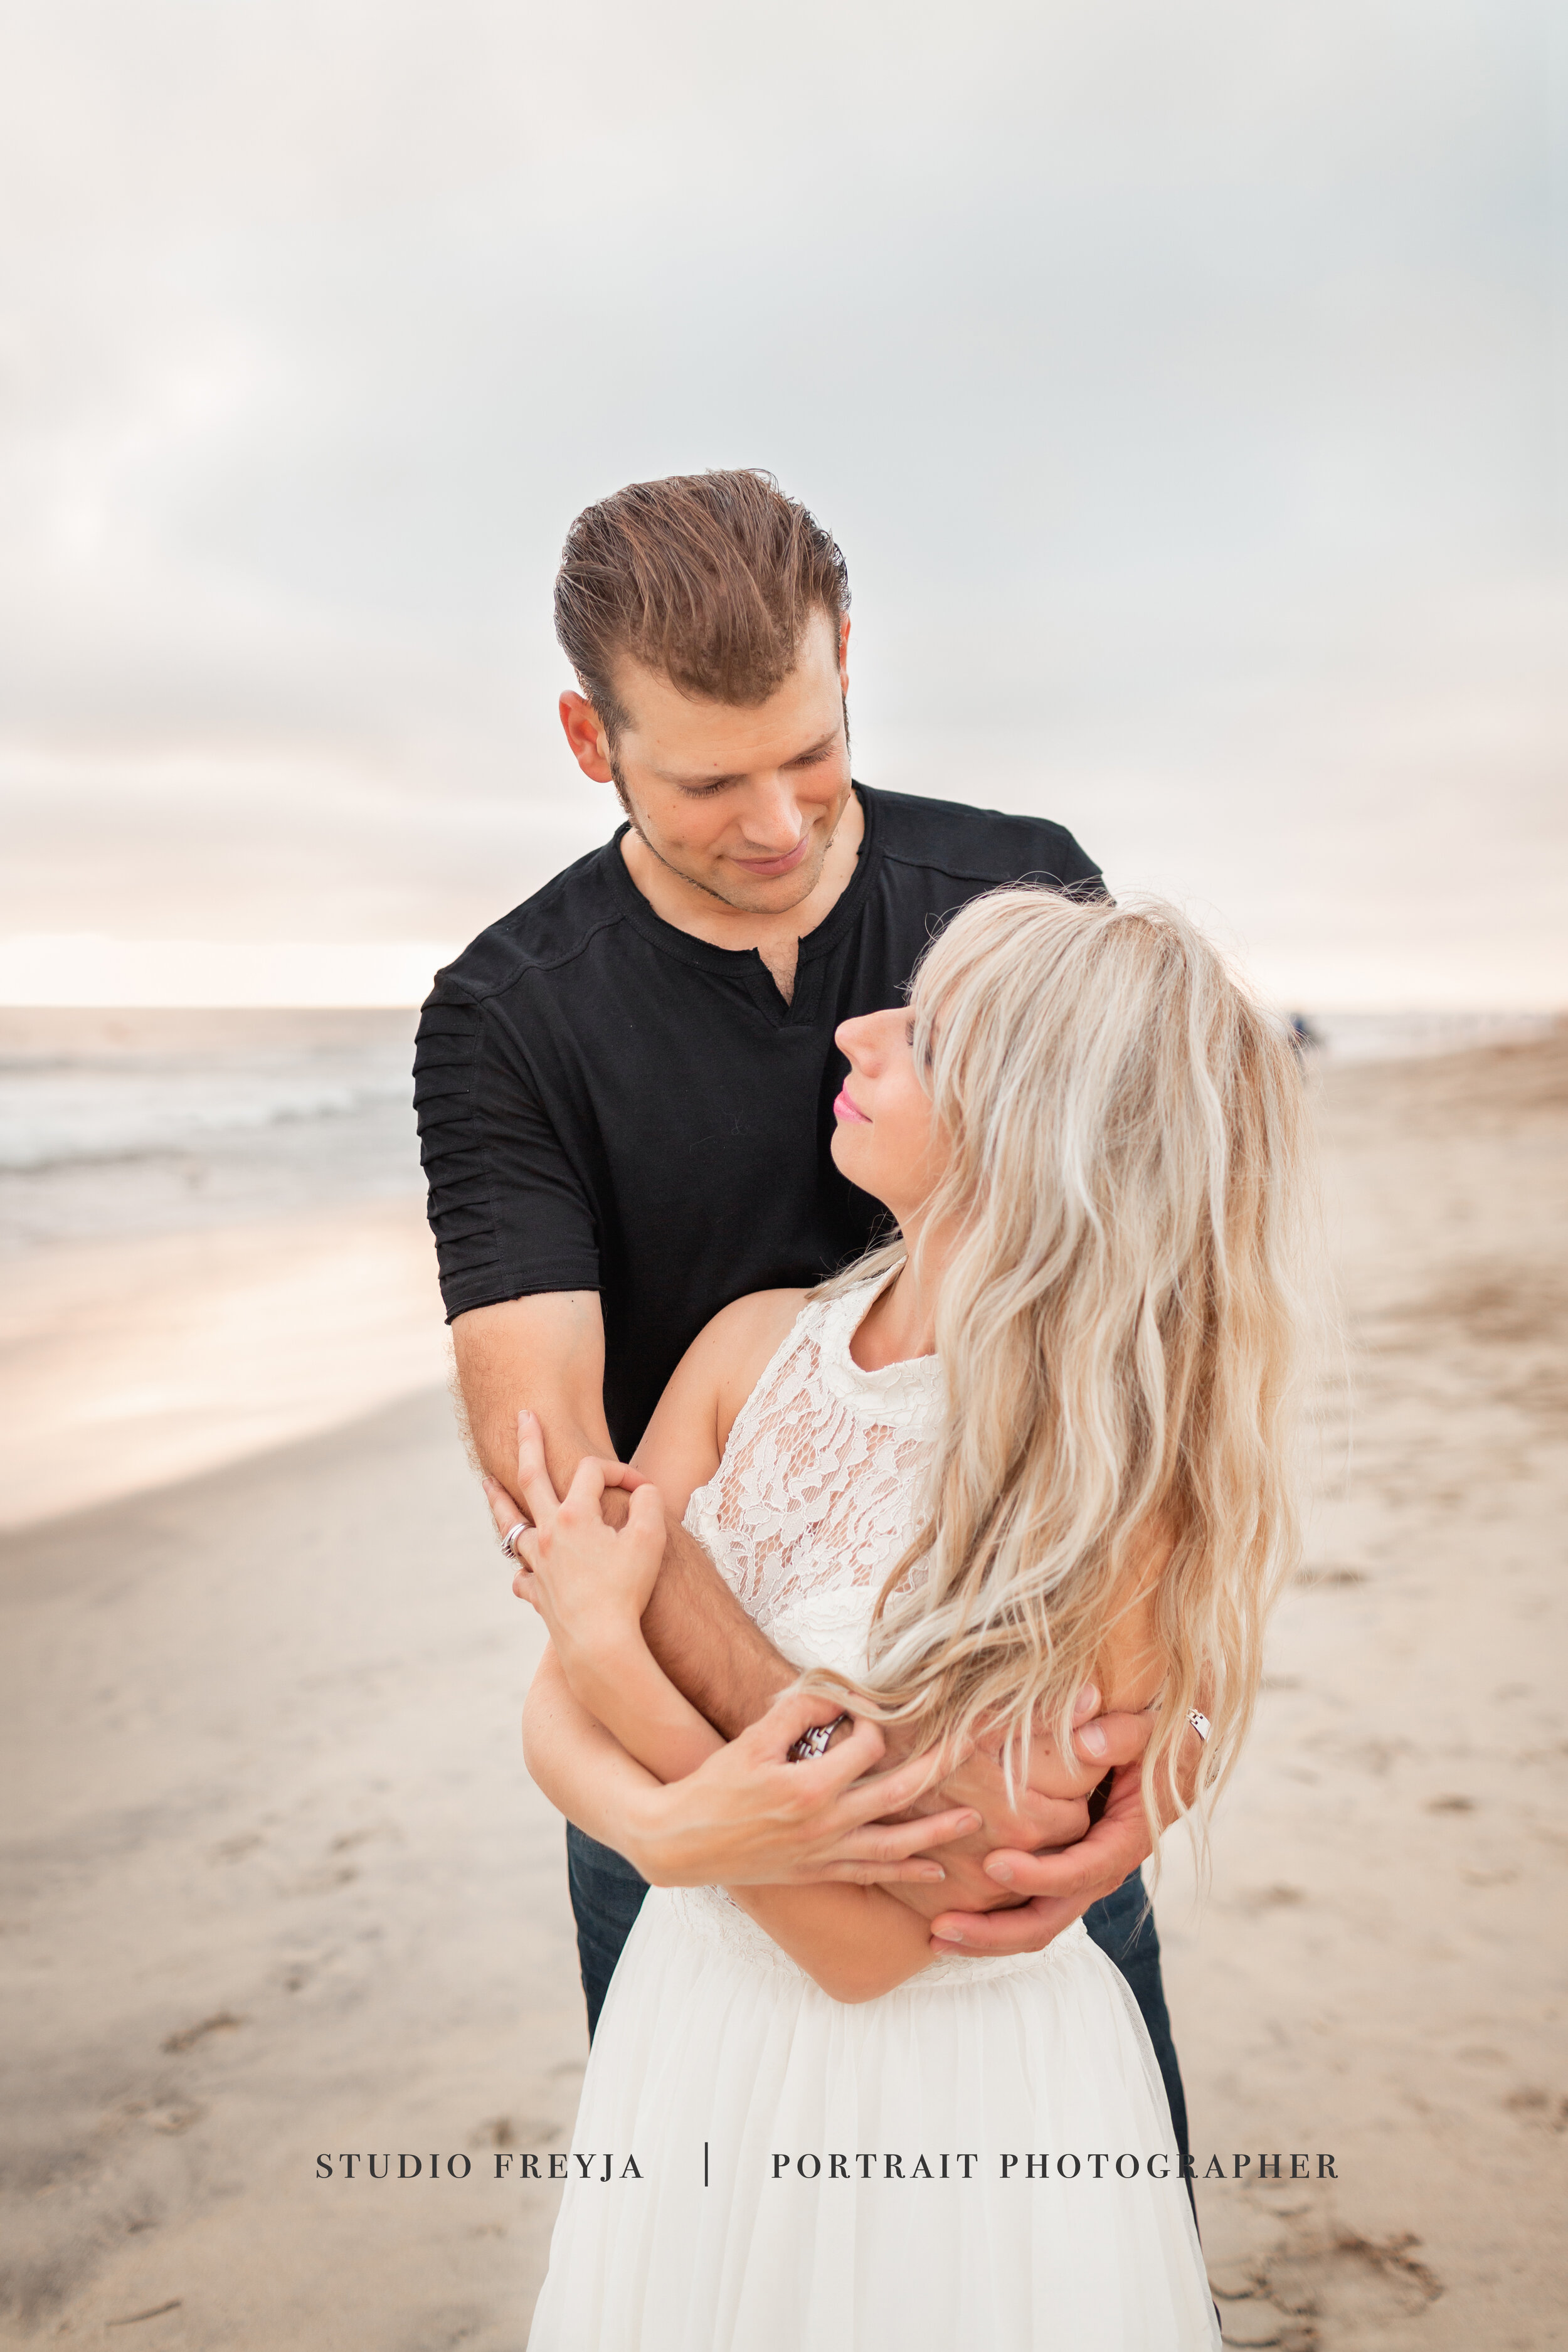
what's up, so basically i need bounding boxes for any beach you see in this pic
[3,1023,1565,2348]
[0,1010,448,1534]
[1157,1026,1568,2346]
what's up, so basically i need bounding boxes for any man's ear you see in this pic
[837,613,851,697]
[559,691,616,785]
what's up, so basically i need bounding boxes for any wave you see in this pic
[0,1063,414,1173]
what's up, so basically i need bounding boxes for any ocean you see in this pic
[0,998,1558,1535]
[0,1009,444,1532]
[0,1008,424,1260]
[1,1003,1558,1266]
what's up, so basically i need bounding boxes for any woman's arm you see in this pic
[498,1284,987,2001]
[496,1431,733,1782]
[1092,1524,1177,1717]
[921,1525,1184,1956]
[521,1641,984,1899]
[521,1643,945,1999]
[521,1638,677,1867]
[726,1880,941,2002]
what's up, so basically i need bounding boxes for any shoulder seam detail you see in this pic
[445,908,632,1003]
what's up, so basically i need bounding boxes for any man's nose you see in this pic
[737,775,804,850]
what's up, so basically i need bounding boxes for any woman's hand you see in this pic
[483,1411,665,1665]
[628,1685,984,1890]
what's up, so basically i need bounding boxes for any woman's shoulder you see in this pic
[660,1287,810,1389]
[633,1289,812,1508]
[704,1290,813,1449]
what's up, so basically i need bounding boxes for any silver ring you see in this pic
[787,1714,850,1762]
[1189,1709,1211,1742]
[499,1520,531,1562]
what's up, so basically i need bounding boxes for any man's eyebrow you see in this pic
[656,728,841,788]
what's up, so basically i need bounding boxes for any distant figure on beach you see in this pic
[1289,1013,1321,1057]
[411,472,1189,2143]
[484,886,1312,2345]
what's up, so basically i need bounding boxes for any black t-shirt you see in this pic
[413,783,1102,1458]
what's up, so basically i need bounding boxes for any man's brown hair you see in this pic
[554,469,850,742]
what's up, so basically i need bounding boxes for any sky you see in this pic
[2,0,1564,1007]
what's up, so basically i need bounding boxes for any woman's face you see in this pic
[829,1004,948,1226]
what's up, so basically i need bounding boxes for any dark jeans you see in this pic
[564,1823,1192,2173]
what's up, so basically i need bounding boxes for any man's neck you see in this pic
[618,789,865,1005]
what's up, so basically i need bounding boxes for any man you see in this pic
[413,469,1190,2156]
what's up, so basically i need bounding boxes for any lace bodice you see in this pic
[670,1273,1086,1989]
[682,1271,945,1685]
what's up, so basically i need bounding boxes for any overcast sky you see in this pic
[3,0,1564,1005]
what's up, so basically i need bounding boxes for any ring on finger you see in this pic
[499,1520,531,1561]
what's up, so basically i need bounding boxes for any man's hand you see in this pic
[877,1700,1160,1936]
[925,1752,1154,1952]
[918,1706,1210,1956]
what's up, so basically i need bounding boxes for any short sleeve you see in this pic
[413,977,601,1322]
[1030,824,1107,901]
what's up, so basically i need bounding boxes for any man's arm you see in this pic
[452,1291,802,1735]
[924,1570,1203,1954]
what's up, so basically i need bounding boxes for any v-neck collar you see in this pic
[598,784,882,1009]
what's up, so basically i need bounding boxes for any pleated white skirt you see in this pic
[527,1885,1220,2350]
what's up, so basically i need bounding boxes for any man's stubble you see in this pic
[610,694,854,918]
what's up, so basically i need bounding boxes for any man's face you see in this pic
[559,610,854,914]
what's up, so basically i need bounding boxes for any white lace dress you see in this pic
[526,1278,1220,2350]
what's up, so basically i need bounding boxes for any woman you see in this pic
[490,888,1314,2349]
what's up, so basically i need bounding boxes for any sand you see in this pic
[2,1029,1565,2349]
[0,1199,449,1534]
[2,1392,576,2352]
[1163,1027,1568,2348]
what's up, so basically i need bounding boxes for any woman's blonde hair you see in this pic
[801,887,1318,1855]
